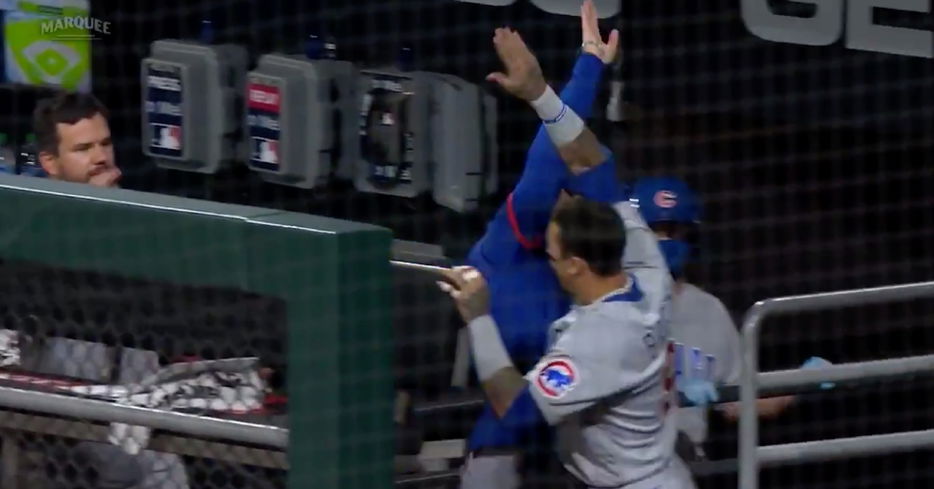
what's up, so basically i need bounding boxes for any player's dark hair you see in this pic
[552,198,625,277]
[33,91,110,156]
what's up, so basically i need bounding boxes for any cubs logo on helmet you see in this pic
[653,190,678,209]
[535,357,579,399]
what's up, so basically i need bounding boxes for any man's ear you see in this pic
[38,150,59,177]
[569,256,588,276]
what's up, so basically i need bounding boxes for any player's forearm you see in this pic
[507,56,607,245]
[718,396,796,422]
[529,87,607,174]
[563,53,605,116]
[521,53,606,179]
[466,315,527,417]
[556,128,608,174]
[482,368,529,418]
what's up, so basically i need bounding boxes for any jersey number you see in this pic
[661,341,676,416]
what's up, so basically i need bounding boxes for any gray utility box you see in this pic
[426,72,498,213]
[353,69,498,212]
[245,54,359,188]
[141,40,247,174]
[354,69,433,198]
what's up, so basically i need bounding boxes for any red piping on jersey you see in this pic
[506,192,543,250]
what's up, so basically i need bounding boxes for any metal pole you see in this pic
[746,281,934,315]
[390,260,450,274]
[0,386,288,448]
[760,354,934,390]
[759,429,934,466]
[739,300,767,489]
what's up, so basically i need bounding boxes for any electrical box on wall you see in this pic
[353,69,433,198]
[245,52,359,188]
[426,72,498,213]
[351,68,498,213]
[141,39,247,174]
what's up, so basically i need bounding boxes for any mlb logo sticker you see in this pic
[654,190,678,208]
[253,137,279,165]
[152,124,181,150]
[535,358,578,399]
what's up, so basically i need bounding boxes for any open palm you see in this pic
[485,27,547,101]
[580,0,619,64]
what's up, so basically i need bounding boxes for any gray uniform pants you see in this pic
[460,453,520,489]
[460,452,698,489]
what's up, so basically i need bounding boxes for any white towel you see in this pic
[108,358,266,454]
[0,329,21,367]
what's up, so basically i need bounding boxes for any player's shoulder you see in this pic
[574,287,651,337]
[680,283,720,305]
[679,283,734,322]
[553,311,647,361]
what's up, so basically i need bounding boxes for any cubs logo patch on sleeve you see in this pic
[534,357,579,399]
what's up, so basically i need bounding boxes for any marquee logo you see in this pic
[39,15,111,40]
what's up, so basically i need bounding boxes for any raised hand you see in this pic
[485,27,548,102]
[580,0,619,64]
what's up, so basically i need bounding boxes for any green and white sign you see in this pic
[3,0,92,91]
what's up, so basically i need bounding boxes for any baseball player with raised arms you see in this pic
[441,25,695,489]
[442,196,692,489]
[629,177,833,465]
[458,2,621,488]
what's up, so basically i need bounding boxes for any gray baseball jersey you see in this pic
[524,201,688,488]
[669,283,741,445]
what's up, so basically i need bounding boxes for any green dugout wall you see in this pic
[0,173,394,489]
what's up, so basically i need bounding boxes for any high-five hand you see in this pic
[580,0,619,64]
[485,28,548,102]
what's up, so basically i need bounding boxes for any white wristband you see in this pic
[467,315,513,382]
[529,85,564,121]
[529,85,584,146]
